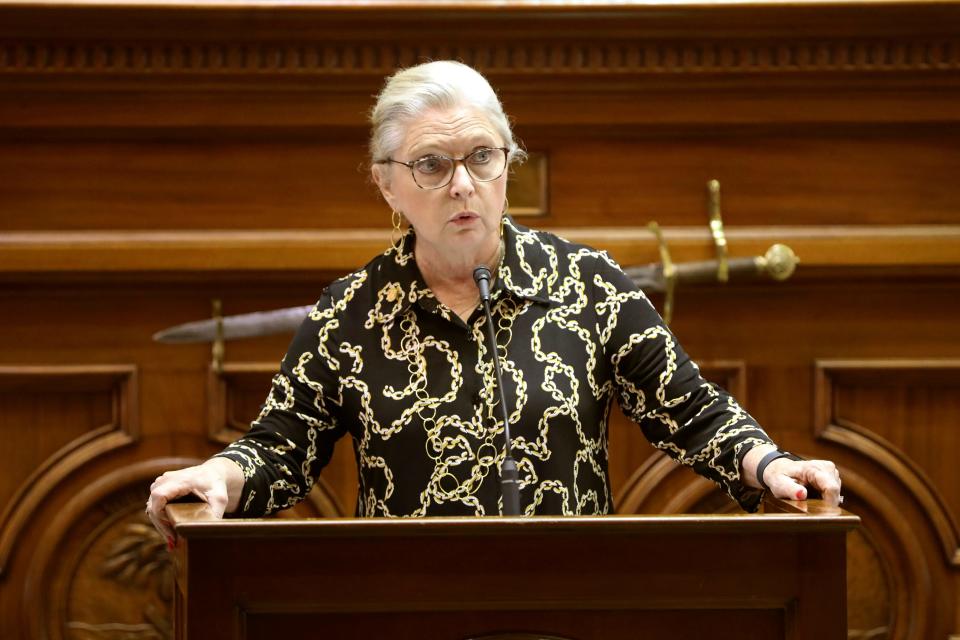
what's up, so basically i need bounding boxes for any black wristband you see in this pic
[756,449,802,492]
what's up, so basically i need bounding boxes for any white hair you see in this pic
[369,60,526,169]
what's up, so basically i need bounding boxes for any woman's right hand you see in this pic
[145,457,243,547]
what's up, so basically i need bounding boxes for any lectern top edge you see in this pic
[166,499,859,540]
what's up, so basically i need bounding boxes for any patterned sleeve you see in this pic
[591,254,774,512]
[214,290,348,517]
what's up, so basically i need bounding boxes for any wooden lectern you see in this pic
[167,499,858,640]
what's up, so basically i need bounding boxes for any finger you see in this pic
[759,458,808,500]
[147,476,197,539]
[145,497,175,542]
[152,478,195,508]
[146,467,228,544]
[765,467,809,501]
[783,461,842,506]
[158,474,226,523]
[149,514,174,544]
[772,480,808,501]
[807,466,842,507]
[146,490,168,522]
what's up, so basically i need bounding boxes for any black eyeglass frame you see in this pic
[376,146,510,190]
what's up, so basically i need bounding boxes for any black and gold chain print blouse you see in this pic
[216,217,774,517]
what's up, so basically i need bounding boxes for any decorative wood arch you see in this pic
[815,360,960,567]
[0,365,138,577]
[23,457,194,640]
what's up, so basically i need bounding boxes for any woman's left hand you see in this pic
[744,445,843,507]
[762,457,843,506]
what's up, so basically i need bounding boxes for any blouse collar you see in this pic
[370,215,554,325]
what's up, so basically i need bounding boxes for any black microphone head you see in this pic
[472,265,492,285]
[473,265,492,301]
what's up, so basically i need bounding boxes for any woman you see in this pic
[147,61,841,542]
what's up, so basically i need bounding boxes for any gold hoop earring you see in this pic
[391,210,404,253]
[499,197,509,239]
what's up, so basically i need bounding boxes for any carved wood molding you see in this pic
[616,451,716,514]
[833,466,935,640]
[2,37,957,79]
[21,457,197,640]
[207,361,349,517]
[3,226,959,275]
[814,359,960,567]
[0,364,139,578]
[2,1,959,83]
[206,362,276,445]
[17,455,334,637]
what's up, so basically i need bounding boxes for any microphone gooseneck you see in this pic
[472,265,521,516]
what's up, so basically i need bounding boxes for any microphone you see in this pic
[473,265,492,302]
[472,265,521,516]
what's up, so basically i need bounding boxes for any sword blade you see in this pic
[152,305,313,344]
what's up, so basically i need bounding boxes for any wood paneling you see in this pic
[816,362,960,566]
[0,365,137,577]
[2,130,959,231]
[0,141,379,231]
[168,501,855,640]
[24,459,181,640]
[3,226,959,276]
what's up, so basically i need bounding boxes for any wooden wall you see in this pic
[1,1,959,638]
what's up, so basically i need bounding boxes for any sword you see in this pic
[153,304,315,344]
[624,243,799,291]
[152,244,797,344]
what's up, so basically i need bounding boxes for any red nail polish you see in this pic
[167,537,175,551]
[796,489,806,500]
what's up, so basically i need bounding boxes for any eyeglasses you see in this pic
[377,147,509,190]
